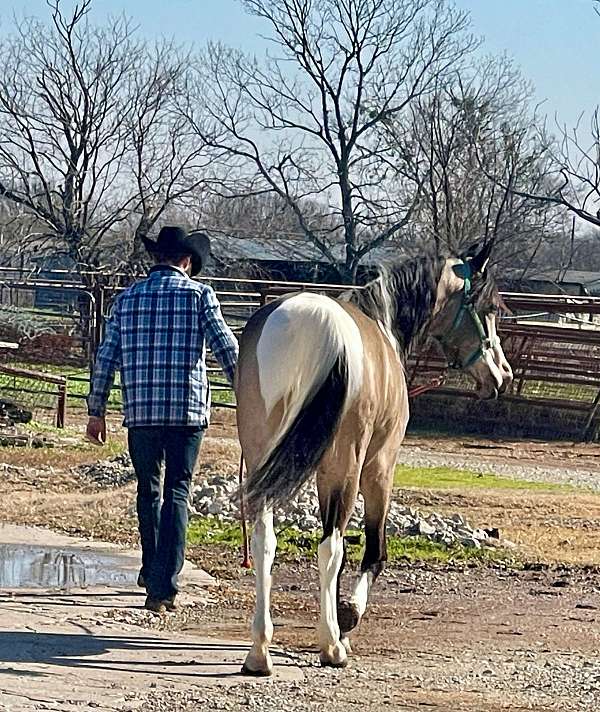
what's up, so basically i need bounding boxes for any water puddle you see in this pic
[0,544,138,589]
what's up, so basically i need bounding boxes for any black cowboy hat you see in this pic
[142,226,211,277]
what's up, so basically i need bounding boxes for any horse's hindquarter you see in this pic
[236,292,364,473]
[235,298,283,472]
[235,294,408,481]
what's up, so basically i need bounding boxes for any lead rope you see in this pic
[407,374,446,398]
[238,455,252,569]
[237,375,446,570]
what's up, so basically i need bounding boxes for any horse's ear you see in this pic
[467,240,494,275]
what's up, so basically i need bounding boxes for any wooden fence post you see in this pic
[56,383,67,429]
[88,278,105,374]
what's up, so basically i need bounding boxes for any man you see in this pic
[87,226,238,613]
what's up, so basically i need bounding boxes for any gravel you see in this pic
[74,452,136,488]
[137,649,600,712]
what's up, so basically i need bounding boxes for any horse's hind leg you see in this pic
[339,449,395,639]
[242,506,277,676]
[317,470,360,668]
[236,329,280,676]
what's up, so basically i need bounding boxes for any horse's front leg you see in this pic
[242,506,277,676]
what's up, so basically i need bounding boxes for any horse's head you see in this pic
[428,242,513,400]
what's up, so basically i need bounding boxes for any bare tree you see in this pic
[125,41,217,266]
[488,0,600,232]
[381,56,561,271]
[0,1,214,273]
[186,0,476,282]
[0,1,138,270]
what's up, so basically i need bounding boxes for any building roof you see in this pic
[522,270,600,296]
[208,234,400,265]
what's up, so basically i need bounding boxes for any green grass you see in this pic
[210,375,236,406]
[187,517,512,565]
[521,379,598,403]
[22,420,126,456]
[394,465,573,492]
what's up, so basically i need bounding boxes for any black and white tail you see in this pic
[244,293,363,513]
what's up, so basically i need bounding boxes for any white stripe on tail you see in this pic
[256,293,363,459]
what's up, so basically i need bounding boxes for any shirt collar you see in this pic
[148,264,190,279]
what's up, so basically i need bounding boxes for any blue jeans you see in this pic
[128,426,204,600]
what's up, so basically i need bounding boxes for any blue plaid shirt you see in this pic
[87,265,239,427]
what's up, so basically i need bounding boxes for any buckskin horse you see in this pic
[235,242,513,675]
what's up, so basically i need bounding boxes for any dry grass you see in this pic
[1,488,138,546]
[398,487,600,566]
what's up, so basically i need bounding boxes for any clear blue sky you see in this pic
[2,0,599,128]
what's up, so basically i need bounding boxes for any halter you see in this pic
[437,262,496,370]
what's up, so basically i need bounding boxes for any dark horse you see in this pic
[234,243,513,675]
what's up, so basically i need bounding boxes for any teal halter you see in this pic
[437,262,494,370]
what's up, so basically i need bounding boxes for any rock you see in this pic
[472,528,489,541]
[75,453,136,488]
[189,472,495,550]
[417,520,437,537]
[461,537,482,549]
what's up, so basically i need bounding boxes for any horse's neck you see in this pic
[351,260,439,355]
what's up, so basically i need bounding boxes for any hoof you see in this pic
[337,599,360,634]
[319,641,349,669]
[241,663,273,677]
[319,654,349,669]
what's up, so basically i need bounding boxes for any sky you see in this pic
[1,0,599,131]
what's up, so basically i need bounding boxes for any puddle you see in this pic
[0,544,138,589]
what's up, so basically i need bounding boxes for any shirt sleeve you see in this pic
[200,286,239,385]
[87,296,122,418]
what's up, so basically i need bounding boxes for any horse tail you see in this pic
[244,293,363,513]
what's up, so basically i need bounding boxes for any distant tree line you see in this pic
[0,0,597,282]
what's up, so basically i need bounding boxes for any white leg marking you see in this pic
[243,507,277,676]
[350,570,374,618]
[318,528,348,667]
[340,636,353,655]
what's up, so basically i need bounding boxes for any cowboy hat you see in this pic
[142,226,211,277]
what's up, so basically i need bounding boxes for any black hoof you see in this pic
[241,664,273,677]
[337,599,360,634]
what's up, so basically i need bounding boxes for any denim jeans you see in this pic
[128,425,204,600]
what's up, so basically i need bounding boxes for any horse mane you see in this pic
[351,254,445,355]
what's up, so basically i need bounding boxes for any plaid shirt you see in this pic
[87,265,238,427]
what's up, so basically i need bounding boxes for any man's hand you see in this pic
[86,416,107,446]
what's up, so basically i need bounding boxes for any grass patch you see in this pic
[187,517,512,565]
[22,420,126,457]
[521,379,598,403]
[394,465,573,492]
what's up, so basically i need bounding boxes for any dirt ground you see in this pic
[2,409,600,710]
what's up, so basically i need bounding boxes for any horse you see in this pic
[234,242,513,675]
